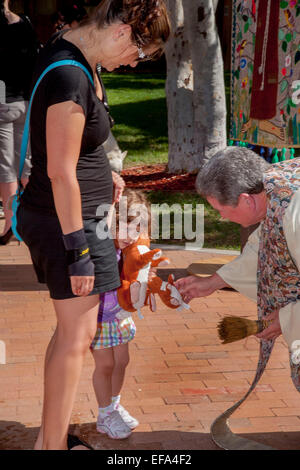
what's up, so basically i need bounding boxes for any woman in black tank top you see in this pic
[16,0,170,450]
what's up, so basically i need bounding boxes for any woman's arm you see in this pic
[46,100,85,233]
[46,100,94,296]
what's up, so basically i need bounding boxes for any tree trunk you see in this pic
[165,0,227,173]
[165,0,197,173]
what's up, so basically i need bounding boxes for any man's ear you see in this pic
[239,193,253,208]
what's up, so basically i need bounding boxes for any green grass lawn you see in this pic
[102,71,231,167]
[102,73,169,166]
[102,72,240,250]
[147,191,240,250]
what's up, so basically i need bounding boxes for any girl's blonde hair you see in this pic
[115,188,152,236]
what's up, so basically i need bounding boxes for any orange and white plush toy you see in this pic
[116,235,189,319]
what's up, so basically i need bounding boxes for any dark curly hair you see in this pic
[82,0,170,56]
[61,3,87,25]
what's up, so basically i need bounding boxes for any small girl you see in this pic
[90,189,151,439]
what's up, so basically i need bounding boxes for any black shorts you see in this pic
[16,205,120,300]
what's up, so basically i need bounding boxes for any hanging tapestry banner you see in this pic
[230,0,300,150]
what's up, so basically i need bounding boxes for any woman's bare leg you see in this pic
[40,294,99,450]
[0,178,28,235]
[34,327,58,450]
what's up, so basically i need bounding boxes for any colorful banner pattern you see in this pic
[230,0,300,150]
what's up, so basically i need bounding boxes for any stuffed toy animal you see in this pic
[116,235,189,319]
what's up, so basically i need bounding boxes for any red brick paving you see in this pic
[1,237,300,450]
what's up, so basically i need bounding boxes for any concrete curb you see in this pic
[151,243,240,256]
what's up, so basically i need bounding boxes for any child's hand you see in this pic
[112,171,125,203]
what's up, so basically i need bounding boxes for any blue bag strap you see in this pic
[18,59,94,180]
[11,60,94,242]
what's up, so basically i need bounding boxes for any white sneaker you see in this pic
[96,410,132,439]
[117,404,139,430]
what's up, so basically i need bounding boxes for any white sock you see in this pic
[98,402,114,420]
[112,394,121,410]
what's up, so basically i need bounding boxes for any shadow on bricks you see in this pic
[0,265,48,291]
[156,268,188,282]
[0,420,39,450]
[75,423,300,450]
[1,420,300,450]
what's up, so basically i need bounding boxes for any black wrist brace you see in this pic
[62,229,95,277]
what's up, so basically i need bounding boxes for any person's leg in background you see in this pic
[0,101,30,241]
[0,117,17,237]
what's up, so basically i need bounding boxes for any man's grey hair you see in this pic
[195,147,270,206]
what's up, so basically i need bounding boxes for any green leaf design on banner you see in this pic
[280,0,288,8]
[281,80,288,92]
[234,69,240,80]
[244,22,249,33]
[296,51,300,64]
[279,29,285,40]
[285,32,292,43]
[282,41,288,52]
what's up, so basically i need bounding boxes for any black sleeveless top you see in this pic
[21,32,113,219]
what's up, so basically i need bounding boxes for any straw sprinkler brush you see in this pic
[217,316,272,344]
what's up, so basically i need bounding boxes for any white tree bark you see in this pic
[165,0,197,173]
[165,0,227,173]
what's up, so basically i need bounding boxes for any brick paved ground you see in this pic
[1,234,300,450]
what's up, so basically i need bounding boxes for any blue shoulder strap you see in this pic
[12,60,94,241]
[18,59,94,180]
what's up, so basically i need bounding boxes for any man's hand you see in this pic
[174,273,228,303]
[256,309,282,341]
